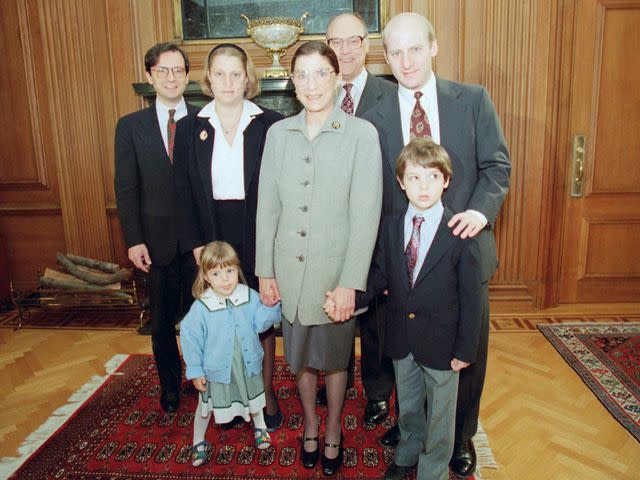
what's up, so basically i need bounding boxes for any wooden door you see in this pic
[558,0,640,303]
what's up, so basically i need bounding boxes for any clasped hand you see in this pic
[322,286,355,322]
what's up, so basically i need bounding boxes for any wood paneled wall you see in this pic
[0,0,575,310]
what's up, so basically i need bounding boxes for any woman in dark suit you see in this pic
[175,43,284,430]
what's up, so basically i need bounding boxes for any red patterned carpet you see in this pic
[2,355,487,479]
[539,322,640,441]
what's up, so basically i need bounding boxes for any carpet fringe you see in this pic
[474,421,498,474]
[0,354,129,479]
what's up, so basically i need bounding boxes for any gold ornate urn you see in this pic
[241,12,309,78]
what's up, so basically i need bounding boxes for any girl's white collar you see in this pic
[199,284,249,311]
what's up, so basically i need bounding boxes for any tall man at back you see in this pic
[323,13,397,419]
[115,42,200,413]
[363,13,510,477]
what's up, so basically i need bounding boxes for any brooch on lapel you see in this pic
[331,121,341,129]
[199,130,208,141]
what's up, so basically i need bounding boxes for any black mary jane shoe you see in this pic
[321,432,343,476]
[300,435,320,469]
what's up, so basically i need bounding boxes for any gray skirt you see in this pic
[282,315,356,374]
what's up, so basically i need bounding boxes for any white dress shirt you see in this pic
[404,200,444,284]
[399,76,487,227]
[155,98,188,155]
[337,68,368,114]
[197,99,263,200]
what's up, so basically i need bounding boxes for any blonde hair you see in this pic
[200,43,261,99]
[396,138,453,181]
[192,241,247,298]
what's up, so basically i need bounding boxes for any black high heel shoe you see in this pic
[321,431,343,476]
[300,435,319,468]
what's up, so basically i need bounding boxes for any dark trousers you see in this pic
[360,301,395,401]
[213,199,257,289]
[149,250,197,396]
[455,281,490,444]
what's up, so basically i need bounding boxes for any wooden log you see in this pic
[43,268,121,290]
[65,253,120,273]
[39,276,133,299]
[56,253,131,285]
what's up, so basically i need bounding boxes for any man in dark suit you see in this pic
[114,42,200,413]
[320,12,398,419]
[363,13,511,477]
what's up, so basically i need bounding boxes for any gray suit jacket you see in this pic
[256,106,383,325]
[363,77,510,281]
[355,71,397,117]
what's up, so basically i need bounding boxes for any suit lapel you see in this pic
[141,105,170,164]
[413,209,456,287]
[195,116,215,202]
[374,93,404,174]
[243,114,265,191]
[389,212,410,291]
[436,78,464,152]
[356,71,380,116]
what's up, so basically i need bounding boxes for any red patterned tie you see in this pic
[167,108,176,163]
[409,92,432,139]
[341,83,355,115]
[405,215,425,288]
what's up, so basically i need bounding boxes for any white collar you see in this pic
[197,99,263,119]
[340,68,367,91]
[198,284,249,311]
[398,73,437,104]
[406,200,444,226]
[155,98,187,115]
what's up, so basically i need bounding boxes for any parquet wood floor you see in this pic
[1,310,639,479]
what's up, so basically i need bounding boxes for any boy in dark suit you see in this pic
[327,138,483,480]
[114,42,200,413]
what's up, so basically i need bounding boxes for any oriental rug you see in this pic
[538,322,640,441]
[1,355,495,480]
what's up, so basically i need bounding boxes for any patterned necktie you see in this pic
[409,91,432,139]
[167,108,176,163]
[404,215,425,288]
[341,83,355,115]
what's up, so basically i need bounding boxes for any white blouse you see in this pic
[197,99,263,200]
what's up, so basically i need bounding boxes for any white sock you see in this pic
[193,401,212,444]
[251,409,267,430]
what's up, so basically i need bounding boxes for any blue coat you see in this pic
[180,284,281,384]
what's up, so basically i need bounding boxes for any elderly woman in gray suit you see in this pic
[256,41,382,476]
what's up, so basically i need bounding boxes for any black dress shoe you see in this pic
[449,439,477,477]
[316,385,328,406]
[300,435,319,468]
[380,424,400,447]
[264,409,284,432]
[384,462,413,480]
[321,432,343,476]
[364,399,389,425]
[160,392,179,413]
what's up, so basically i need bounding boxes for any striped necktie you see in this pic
[167,108,176,163]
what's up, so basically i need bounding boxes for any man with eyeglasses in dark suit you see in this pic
[320,13,397,429]
[115,42,200,413]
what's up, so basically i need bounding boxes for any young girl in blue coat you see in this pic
[180,241,281,466]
